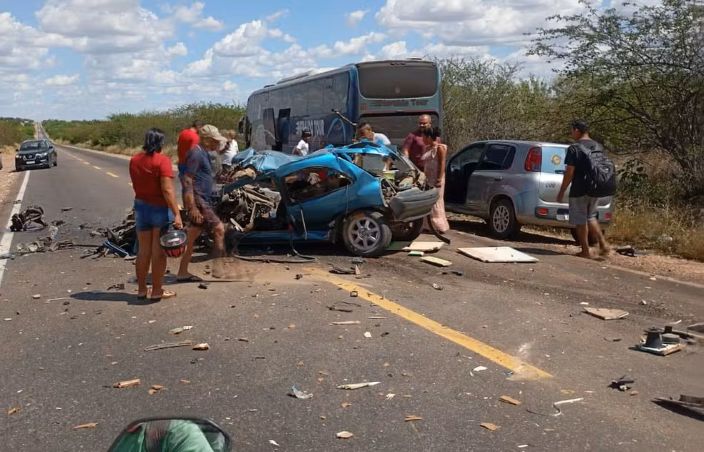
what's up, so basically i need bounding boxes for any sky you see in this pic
[0,0,653,120]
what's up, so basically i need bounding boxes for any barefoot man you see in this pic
[178,124,234,280]
[557,119,611,259]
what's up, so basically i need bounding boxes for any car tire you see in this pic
[488,198,521,239]
[342,210,392,257]
[390,219,424,242]
[570,228,601,246]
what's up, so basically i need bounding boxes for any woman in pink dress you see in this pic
[420,127,450,233]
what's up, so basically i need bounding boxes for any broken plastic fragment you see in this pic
[289,386,313,399]
[113,378,140,388]
[404,415,423,422]
[192,343,210,351]
[337,382,380,390]
[480,422,499,431]
[499,395,521,406]
[72,422,98,430]
[336,431,354,439]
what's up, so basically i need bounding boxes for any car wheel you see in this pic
[342,211,392,257]
[489,198,521,239]
[390,218,424,242]
[570,228,601,246]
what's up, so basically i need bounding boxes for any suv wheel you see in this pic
[489,199,521,239]
[342,211,392,257]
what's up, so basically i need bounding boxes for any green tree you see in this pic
[530,0,704,197]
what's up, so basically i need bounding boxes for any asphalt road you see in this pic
[1,141,703,451]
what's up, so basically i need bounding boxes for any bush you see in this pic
[0,118,34,147]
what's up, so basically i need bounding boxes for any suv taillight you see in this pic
[524,147,542,172]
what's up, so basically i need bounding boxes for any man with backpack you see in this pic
[557,119,615,259]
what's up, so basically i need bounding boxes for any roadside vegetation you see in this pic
[42,1,702,260]
[43,103,245,159]
[0,117,35,148]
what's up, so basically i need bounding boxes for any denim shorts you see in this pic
[569,196,598,226]
[134,199,173,231]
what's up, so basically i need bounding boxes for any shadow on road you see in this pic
[70,291,158,305]
[448,218,575,246]
[513,247,565,256]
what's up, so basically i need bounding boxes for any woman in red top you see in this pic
[129,128,183,301]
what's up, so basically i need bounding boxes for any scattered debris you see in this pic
[7,406,20,416]
[610,376,635,392]
[349,290,359,297]
[148,385,165,395]
[179,379,191,384]
[688,322,704,333]
[431,283,443,290]
[144,340,193,351]
[32,294,41,300]
[169,325,193,335]
[583,307,629,320]
[341,402,352,408]
[472,366,487,372]
[403,241,445,252]
[269,440,280,447]
[351,257,365,264]
[192,343,210,351]
[295,273,303,280]
[337,382,380,390]
[451,270,464,276]
[106,283,125,291]
[198,283,209,290]
[330,266,356,275]
[10,205,47,231]
[616,245,645,257]
[289,386,313,399]
[72,423,98,430]
[328,304,354,313]
[499,395,522,406]
[480,422,499,431]
[551,398,584,417]
[364,331,372,338]
[336,431,354,439]
[603,336,622,342]
[61,207,73,212]
[637,327,686,356]
[385,393,395,400]
[404,415,423,422]
[458,247,538,263]
[331,321,360,325]
[113,378,141,388]
[421,256,452,267]
[653,394,704,418]
[408,251,424,257]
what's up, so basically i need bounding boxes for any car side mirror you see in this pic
[108,417,231,452]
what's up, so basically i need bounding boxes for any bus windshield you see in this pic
[357,62,438,99]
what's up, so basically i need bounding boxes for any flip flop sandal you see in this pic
[176,275,204,283]
[150,290,176,301]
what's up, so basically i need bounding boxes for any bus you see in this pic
[240,59,442,153]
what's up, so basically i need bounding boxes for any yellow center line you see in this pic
[92,165,102,170]
[106,171,119,178]
[308,268,552,381]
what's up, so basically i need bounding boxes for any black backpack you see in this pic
[579,142,618,197]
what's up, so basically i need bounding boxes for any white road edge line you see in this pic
[0,171,31,288]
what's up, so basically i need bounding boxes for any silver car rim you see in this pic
[493,205,511,233]
[349,217,380,251]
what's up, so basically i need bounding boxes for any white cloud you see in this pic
[378,41,409,60]
[213,20,287,57]
[346,9,368,27]
[171,2,224,31]
[223,80,238,91]
[332,32,386,55]
[0,12,55,73]
[45,74,80,86]
[265,9,289,22]
[166,42,188,57]
[376,0,596,45]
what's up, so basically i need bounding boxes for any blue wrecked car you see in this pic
[217,142,438,257]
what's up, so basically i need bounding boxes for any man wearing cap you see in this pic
[177,124,233,280]
[292,129,312,156]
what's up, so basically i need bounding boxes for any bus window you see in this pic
[357,61,438,99]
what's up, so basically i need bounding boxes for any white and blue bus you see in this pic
[240,59,442,153]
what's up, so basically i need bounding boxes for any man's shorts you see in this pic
[191,196,221,232]
[569,196,598,226]
[134,199,173,232]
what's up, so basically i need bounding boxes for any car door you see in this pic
[466,143,516,214]
[282,165,354,236]
[445,142,485,206]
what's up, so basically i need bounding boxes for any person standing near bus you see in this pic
[402,114,435,170]
[356,123,391,147]
[292,129,312,156]
[177,120,202,177]
[420,126,450,234]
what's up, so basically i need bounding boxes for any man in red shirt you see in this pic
[177,120,202,176]
[402,114,435,171]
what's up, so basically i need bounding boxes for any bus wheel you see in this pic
[342,211,392,257]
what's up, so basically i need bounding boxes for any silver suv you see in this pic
[445,140,614,239]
